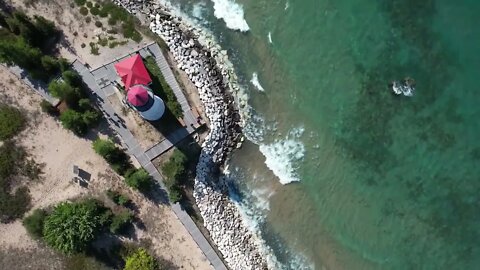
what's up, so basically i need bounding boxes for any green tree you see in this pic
[0,38,43,79]
[48,81,82,108]
[0,104,25,140]
[82,109,101,127]
[22,208,47,239]
[60,109,88,136]
[124,248,157,270]
[125,169,152,192]
[109,210,133,234]
[43,200,105,254]
[41,55,60,76]
[62,70,83,88]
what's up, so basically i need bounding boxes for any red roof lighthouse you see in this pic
[114,54,152,90]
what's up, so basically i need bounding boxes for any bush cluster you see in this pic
[49,71,101,136]
[144,56,183,118]
[22,209,47,238]
[0,116,32,223]
[161,149,188,202]
[109,210,133,234]
[93,138,133,175]
[23,198,135,258]
[0,104,25,140]
[123,248,158,270]
[125,168,153,192]
[106,189,130,206]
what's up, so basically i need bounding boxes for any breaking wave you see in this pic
[211,0,250,32]
[251,72,265,91]
[259,127,306,184]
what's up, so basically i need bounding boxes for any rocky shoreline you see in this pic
[114,0,269,269]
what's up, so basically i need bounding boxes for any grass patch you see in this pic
[144,56,183,118]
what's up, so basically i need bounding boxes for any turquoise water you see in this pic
[165,0,480,269]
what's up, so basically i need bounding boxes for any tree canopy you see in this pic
[125,168,152,192]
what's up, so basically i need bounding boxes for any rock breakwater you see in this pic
[113,1,269,269]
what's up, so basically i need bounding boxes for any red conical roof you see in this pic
[114,54,152,90]
[127,85,149,106]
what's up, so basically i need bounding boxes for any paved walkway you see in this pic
[72,58,227,270]
[3,64,60,105]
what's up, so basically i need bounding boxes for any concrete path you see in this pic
[72,59,227,270]
[3,64,60,105]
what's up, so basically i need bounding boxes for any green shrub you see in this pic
[161,149,187,202]
[40,100,59,116]
[86,1,93,8]
[98,37,108,47]
[90,42,99,55]
[109,210,133,234]
[23,208,47,239]
[60,109,88,136]
[125,168,152,192]
[106,189,130,206]
[108,17,117,25]
[0,104,25,140]
[106,28,117,34]
[74,0,86,6]
[43,200,108,254]
[85,16,91,23]
[0,186,31,223]
[93,139,133,175]
[168,186,182,203]
[90,7,100,16]
[124,248,157,270]
[79,6,89,16]
[0,141,25,179]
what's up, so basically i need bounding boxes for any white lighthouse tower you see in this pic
[127,85,165,121]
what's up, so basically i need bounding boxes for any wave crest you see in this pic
[211,0,250,31]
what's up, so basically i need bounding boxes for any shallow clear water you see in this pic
[163,0,480,269]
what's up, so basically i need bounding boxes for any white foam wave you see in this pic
[250,72,265,92]
[285,1,290,10]
[268,31,273,43]
[259,128,306,184]
[192,2,207,20]
[211,0,250,32]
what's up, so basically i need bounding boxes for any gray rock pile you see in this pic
[113,1,269,269]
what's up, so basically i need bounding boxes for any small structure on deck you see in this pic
[114,54,165,121]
